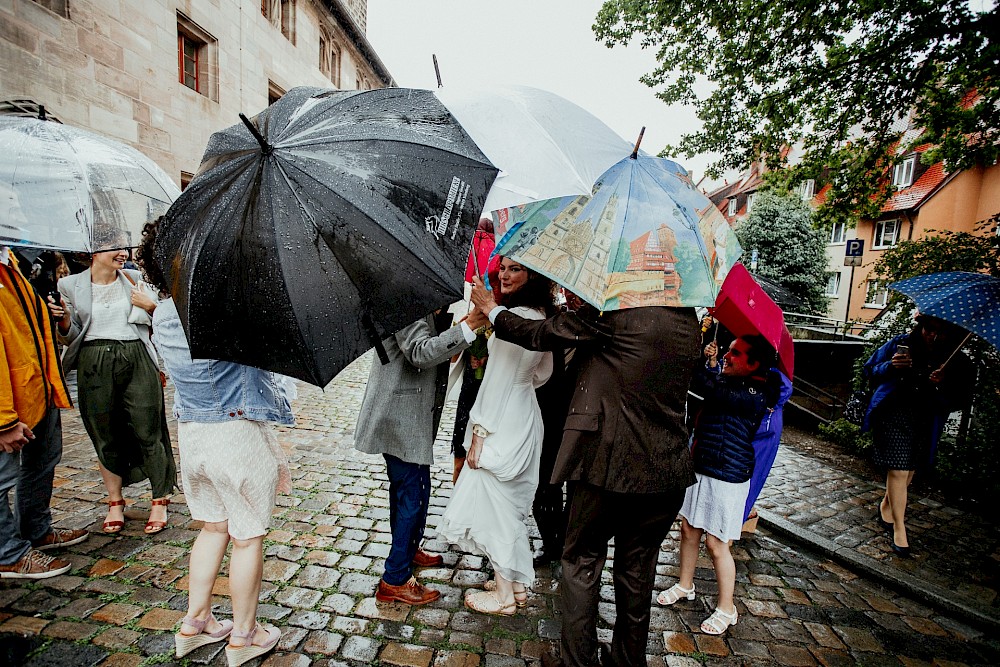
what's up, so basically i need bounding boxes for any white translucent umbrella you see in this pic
[0,116,180,252]
[435,85,637,213]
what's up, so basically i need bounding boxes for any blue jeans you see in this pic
[0,408,62,565]
[383,454,430,586]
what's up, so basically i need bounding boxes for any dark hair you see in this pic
[495,257,555,312]
[136,217,169,295]
[740,334,776,372]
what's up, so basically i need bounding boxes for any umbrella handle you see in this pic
[939,331,972,371]
[362,312,390,365]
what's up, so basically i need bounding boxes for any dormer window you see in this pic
[727,198,737,217]
[892,156,916,188]
[746,192,756,213]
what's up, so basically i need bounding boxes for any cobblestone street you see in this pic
[2,354,999,666]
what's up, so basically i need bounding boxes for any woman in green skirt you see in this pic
[49,248,175,534]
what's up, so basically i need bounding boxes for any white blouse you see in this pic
[84,281,139,342]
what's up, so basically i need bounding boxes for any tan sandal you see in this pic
[465,589,516,616]
[103,499,126,534]
[144,498,170,535]
[484,580,528,607]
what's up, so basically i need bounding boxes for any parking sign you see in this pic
[845,239,864,266]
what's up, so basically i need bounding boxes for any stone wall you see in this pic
[0,0,387,184]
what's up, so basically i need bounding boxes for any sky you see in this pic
[365,0,725,191]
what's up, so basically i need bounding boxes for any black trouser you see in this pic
[560,483,684,667]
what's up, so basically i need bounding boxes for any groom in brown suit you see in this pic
[472,276,699,667]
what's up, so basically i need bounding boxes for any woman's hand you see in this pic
[131,287,156,314]
[47,294,71,333]
[929,366,944,384]
[890,350,912,368]
[467,433,484,469]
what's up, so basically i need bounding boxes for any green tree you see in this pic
[593,0,999,225]
[734,191,829,314]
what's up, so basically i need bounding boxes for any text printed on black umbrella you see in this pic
[425,176,471,241]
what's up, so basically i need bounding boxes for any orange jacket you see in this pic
[1,249,71,432]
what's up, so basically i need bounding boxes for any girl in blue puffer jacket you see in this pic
[657,335,773,635]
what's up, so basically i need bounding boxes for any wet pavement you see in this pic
[2,353,999,666]
[755,445,1000,629]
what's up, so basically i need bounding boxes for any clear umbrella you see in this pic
[435,85,636,213]
[0,116,180,252]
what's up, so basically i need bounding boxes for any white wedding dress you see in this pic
[437,306,553,585]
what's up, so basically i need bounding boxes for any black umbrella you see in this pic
[157,86,498,386]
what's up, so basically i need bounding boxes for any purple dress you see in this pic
[743,370,793,521]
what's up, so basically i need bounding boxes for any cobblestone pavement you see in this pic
[2,354,1000,666]
[756,445,1000,626]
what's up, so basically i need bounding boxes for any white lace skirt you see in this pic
[679,473,750,543]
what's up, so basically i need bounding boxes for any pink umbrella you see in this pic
[710,263,794,379]
[464,220,499,283]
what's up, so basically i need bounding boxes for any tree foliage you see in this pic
[733,191,829,314]
[594,0,999,226]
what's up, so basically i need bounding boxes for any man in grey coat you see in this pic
[355,308,486,605]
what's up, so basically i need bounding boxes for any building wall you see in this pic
[0,0,388,185]
[843,161,1000,322]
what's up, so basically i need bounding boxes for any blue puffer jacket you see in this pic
[690,364,769,483]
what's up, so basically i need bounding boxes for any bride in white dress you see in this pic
[437,257,554,615]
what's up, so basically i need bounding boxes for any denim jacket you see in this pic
[152,298,294,425]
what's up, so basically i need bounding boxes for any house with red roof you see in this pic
[704,141,1000,323]
[823,144,1000,323]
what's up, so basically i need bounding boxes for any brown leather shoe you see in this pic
[0,549,71,579]
[33,528,89,551]
[376,577,440,605]
[412,549,444,567]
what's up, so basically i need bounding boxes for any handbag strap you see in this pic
[118,270,137,287]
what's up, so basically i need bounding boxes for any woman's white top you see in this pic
[84,281,139,341]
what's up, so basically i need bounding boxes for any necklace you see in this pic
[93,281,125,309]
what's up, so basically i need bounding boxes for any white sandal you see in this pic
[465,589,517,616]
[701,606,738,635]
[656,583,695,606]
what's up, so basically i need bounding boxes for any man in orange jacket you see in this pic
[0,246,87,579]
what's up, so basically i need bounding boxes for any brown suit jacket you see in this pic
[493,306,699,494]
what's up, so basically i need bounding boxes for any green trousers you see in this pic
[77,339,176,498]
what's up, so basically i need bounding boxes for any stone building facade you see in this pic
[0,0,394,186]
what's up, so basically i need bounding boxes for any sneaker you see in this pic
[0,549,71,579]
[33,528,89,551]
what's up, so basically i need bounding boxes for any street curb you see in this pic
[756,508,1000,632]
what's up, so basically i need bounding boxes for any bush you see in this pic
[818,419,873,453]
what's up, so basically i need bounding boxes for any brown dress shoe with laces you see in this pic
[33,528,89,551]
[412,549,444,567]
[376,577,440,605]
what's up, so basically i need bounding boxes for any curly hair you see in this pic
[135,217,169,295]
[495,257,556,313]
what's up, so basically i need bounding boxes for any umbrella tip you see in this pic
[239,112,273,155]
[630,126,645,159]
[38,105,46,121]
[432,54,443,88]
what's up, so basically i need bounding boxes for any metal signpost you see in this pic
[843,239,865,325]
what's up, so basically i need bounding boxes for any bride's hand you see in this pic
[467,434,484,469]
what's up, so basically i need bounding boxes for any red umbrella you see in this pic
[464,221,500,283]
[710,263,794,380]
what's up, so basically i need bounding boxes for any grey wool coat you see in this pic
[354,314,471,466]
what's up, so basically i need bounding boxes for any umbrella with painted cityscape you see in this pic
[491,155,741,310]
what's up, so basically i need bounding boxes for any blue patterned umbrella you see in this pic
[888,272,1000,350]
